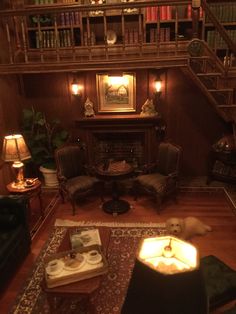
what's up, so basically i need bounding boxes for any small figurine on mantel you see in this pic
[140,98,158,117]
[84,97,95,117]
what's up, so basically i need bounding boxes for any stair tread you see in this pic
[208,89,233,92]
[218,105,236,108]
[197,72,222,76]
[190,56,212,59]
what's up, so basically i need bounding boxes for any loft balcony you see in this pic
[0,0,235,73]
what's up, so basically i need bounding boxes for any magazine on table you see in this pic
[70,228,101,249]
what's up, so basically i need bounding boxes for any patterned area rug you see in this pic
[10,223,166,314]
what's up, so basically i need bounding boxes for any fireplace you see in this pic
[93,132,145,166]
[75,115,163,167]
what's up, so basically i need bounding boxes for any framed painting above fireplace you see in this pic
[96,73,136,113]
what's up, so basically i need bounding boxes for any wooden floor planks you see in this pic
[0,189,236,313]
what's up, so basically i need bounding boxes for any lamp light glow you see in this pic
[71,78,82,96]
[108,75,129,86]
[154,75,162,100]
[138,236,198,274]
[122,235,207,314]
[2,134,31,188]
[154,79,162,93]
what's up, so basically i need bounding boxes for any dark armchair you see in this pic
[0,195,31,292]
[133,142,182,213]
[55,144,101,215]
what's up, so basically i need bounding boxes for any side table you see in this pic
[95,161,133,215]
[6,178,44,219]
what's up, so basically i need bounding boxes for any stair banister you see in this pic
[201,0,236,56]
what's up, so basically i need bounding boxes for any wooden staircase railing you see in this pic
[184,0,236,123]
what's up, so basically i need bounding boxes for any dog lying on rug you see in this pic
[165,217,212,241]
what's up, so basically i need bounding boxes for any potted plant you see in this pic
[21,107,69,187]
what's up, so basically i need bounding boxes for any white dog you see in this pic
[166,217,212,241]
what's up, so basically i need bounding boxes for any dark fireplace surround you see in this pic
[75,115,163,168]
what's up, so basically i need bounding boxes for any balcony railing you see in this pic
[0,0,235,73]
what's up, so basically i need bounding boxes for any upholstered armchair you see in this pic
[55,144,101,215]
[133,142,182,213]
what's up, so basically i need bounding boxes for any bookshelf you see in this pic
[20,1,204,51]
[1,0,235,69]
[203,1,236,59]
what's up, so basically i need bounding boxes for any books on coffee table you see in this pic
[70,228,101,249]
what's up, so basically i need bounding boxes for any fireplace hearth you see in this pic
[75,115,163,167]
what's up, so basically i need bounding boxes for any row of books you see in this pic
[34,29,75,48]
[124,29,139,44]
[206,3,236,23]
[149,27,171,43]
[33,0,79,4]
[207,30,236,49]
[59,12,80,26]
[146,5,203,22]
[34,0,54,4]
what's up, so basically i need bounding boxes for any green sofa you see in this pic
[0,195,31,292]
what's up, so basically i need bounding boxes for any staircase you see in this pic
[184,44,236,123]
[183,0,236,125]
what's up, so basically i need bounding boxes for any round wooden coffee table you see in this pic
[95,160,133,215]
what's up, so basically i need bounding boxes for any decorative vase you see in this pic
[39,166,59,188]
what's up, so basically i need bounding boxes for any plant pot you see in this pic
[39,166,59,188]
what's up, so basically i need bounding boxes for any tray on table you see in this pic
[44,244,108,288]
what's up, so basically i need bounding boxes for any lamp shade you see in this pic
[2,134,31,162]
[122,236,208,314]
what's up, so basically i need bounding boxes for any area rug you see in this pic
[10,223,166,314]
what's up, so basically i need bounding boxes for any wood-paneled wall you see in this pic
[0,68,230,181]
[0,75,23,193]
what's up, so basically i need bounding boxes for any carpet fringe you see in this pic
[54,218,166,228]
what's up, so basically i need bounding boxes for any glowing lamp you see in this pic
[122,236,208,314]
[71,78,82,96]
[154,75,162,100]
[2,134,31,188]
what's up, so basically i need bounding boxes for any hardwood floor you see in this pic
[1,187,236,313]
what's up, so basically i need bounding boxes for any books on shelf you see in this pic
[70,228,102,249]
[35,29,75,48]
[146,5,203,22]
[58,12,80,26]
[206,2,236,23]
[207,29,236,49]
[149,27,170,43]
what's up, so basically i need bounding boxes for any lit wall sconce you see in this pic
[122,236,208,314]
[154,75,162,100]
[71,77,82,97]
[2,134,31,188]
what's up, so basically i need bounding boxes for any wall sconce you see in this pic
[71,77,82,97]
[122,236,208,314]
[154,75,162,100]
[2,134,31,188]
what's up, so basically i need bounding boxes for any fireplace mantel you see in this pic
[75,114,163,166]
[76,114,161,127]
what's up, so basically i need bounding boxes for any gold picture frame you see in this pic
[96,73,136,113]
